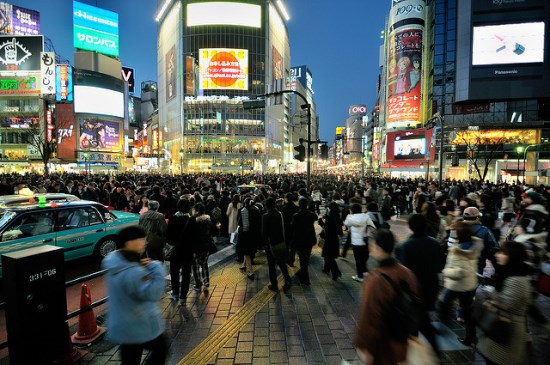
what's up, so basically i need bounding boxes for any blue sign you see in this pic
[55,65,73,102]
[73,1,119,57]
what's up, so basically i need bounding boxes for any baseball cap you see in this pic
[463,206,482,220]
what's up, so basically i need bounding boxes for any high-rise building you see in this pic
[155,0,292,173]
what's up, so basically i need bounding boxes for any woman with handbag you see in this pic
[318,202,343,281]
[478,241,531,365]
[237,198,261,280]
[437,221,483,347]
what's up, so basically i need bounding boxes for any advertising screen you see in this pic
[79,118,120,150]
[1,116,39,128]
[472,22,545,66]
[0,75,39,95]
[0,35,43,71]
[56,65,73,102]
[394,134,426,160]
[199,48,248,90]
[0,2,40,35]
[74,86,124,118]
[187,2,261,28]
[73,1,119,57]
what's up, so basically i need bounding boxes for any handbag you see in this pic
[230,226,240,245]
[399,336,439,365]
[473,300,513,345]
[163,243,175,260]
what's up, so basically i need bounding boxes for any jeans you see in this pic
[352,244,369,278]
[170,258,192,299]
[192,252,210,286]
[120,333,168,365]
[438,288,477,340]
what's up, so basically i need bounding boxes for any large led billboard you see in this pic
[79,118,120,150]
[74,86,124,118]
[187,2,261,28]
[199,48,248,90]
[0,2,40,35]
[0,35,43,71]
[472,22,545,66]
[394,134,426,160]
[73,1,119,57]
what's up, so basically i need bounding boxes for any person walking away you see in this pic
[139,200,168,261]
[462,207,498,274]
[188,203,212,291]
[282,192,299,266]
[226,194,242,239]
[318,202,343,280]
[261,197,291,292]
[478,241,531,365]
[354,229,421,364]
[437,221,483,347]
[290,197,318,285]
[344,203,375,283]
[102,226,167,365]
[421,201,442,239]
[237,198,261,279]
[166,199,192,306]
[380,187,394,221]
[311,186,323,215]
[395,214,441,355]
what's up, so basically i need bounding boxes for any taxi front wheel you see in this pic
[95,237,117,258]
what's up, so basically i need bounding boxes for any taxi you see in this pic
[0,200,140,276]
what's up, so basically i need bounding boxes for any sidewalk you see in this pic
[72,218,550,365]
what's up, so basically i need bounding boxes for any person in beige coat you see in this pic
[437,221,482,346]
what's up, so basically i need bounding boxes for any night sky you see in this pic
[10,0,389,142]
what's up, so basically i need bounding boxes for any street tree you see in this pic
[456,130,506,181]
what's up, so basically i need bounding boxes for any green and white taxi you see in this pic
[0,200,140,276]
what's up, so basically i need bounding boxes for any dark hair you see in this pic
[493,241,530,291]
[116,225,146,249]
[453,221,473,243]
[177,199,191,214]
[350,203,362,214]
[408,214,427,235]
[328,202,340,216]
[298,197,309,209]
[265,197,276,210]
[194,202,205,215]
[374,229,395,253]
[366,202,379,212]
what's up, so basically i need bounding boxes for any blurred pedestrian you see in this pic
[139,200,167,261]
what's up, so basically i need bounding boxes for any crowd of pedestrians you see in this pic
[2,171,550,364]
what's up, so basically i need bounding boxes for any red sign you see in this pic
[386,128,435,167]
[46,110,53,142]
[55,104,76,160]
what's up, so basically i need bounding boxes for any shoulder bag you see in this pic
[472,300,513,345]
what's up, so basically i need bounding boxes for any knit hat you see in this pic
[463,206,482,221]
[526,191,544,205]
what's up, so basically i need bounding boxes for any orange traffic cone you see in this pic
[71,283,106,344]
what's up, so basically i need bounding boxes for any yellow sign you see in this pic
[335,127,345,136]
[452,129,538,145]
[199,48,248,90]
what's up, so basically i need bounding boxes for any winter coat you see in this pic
[395,233,441,309]
[501,196,516,214]
[262,208,286,246]
[102,250,165,344]
[139,210,167,261]
[513,231,548,281]
[290,208,318,250]
[380,195,393,220]
[354,258,420,365]
[442,237,483,292]
[478,276,531,365]
[166,212,192,261]
[319,213,342,259]
[188,214,212,254]
[344,213,374,246]
[226,202,242,234]
[237,206,261,256]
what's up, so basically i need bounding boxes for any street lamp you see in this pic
[179,148,184,174]
[516,146,524,184]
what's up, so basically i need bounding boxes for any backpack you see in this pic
[210,206,222,224]
[380,272,421,341]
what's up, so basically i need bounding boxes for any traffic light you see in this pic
[320,145,329,159]
[242,99,265,109]
[294,144,305,162]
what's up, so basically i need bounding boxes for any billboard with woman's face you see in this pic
[79,118,120,151]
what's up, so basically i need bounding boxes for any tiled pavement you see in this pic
[64,217,550,364]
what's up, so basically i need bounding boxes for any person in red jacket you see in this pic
[354,229,420,365]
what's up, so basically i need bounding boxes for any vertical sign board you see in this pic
[73,1,119,57]
[0,2,41,35]
[385,0,425,128]
[46,109,53,142]
[121,66,134,93]
[55,65,73,102]
[40,51,55,95]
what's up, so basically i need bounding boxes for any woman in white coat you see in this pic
[226,194,242,238]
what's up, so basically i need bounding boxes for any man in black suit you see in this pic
[290,198,318,285]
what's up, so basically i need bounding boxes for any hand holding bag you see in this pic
[473,300,513,345]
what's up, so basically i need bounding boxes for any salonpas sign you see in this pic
[73,1,119,57]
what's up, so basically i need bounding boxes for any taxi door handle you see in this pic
[43,238,53,243]
[96,228,105,233]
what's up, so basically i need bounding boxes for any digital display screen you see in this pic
[394,134,426,160]
[472,22,545,66]
[199,48,248,90]
[79,118,120,150]
[74,85,124,118]
[187,2,261,28]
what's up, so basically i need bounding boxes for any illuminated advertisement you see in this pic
[73,1,119,57]
[451,129,538,145]
[79,118,120,150]
[199,48,248,90]
[73,69,124,118]
[121,66,135,93]
[0,2,40,35]
[40,52,55,95]
[349,104,367,116]
[187,2,261,28]
[56,104,76,160]
[291,66,313,94]
[386,0,425,127]
[166,45,176,101]
[56,65,73,102]
[185,56,195,95]
[0,35,43,71]
[0,76,39,95]
[472,22,545,66]
[387,129,434,163]
[1,116,39,128]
